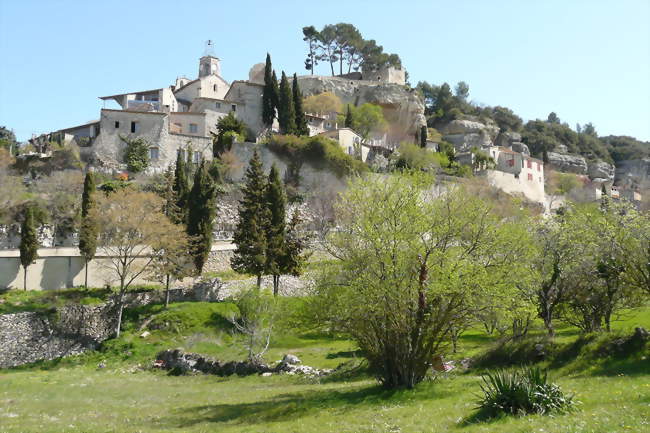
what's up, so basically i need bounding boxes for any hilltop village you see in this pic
[19,44,644,214]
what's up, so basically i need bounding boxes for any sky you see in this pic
[1,0,649,142]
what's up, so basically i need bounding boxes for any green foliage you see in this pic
[305,23,400,76]
[267,134,368,177]
[522,119,612,162]
[478,367,575,417]
[265,165,287,295]
[213,112,247,156]
[262,53,277,127]
[78,172,98,286]
[19,205,38,288]
[232,150,270,282]
[278,72,296,134]
[314,173,535,388]
[187,161,218,273]
[600,135,650,163]
[173,150,190,224]
[392,141,444,171]
[230,288,278,362]
[121,136,150,173]
[337,103,387,143]
[292,74,309,136]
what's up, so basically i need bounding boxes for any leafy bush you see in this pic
[392,142,445,171]
[478,367,575,417]
[268,135,368,177]
[121,136,150,173]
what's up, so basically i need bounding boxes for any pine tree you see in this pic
[292,74,309,136]
[232,150,270,287]
[173,150,190,224]
[262,53,276,127]
[265,165,287,295]
[278,72,296,134]
[187,161,217,274]
[344,104,354,128]
[78,172,98,287]
[420,125,427,148]
[19,206,38,291]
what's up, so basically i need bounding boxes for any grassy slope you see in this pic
[0,300,648,433]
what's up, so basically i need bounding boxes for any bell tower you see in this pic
[199,40,221,77]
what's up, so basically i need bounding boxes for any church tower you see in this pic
[199,40,221,77]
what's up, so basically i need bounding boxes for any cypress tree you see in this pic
[292,74,309,136]
[19,206,38,291]
[344,104,354,128]
[271,71,280,117]
[280,211,307,283]
[187,161,217,274]
[265,165,287,296]
[231,150,270,287]
[173,150,190,224]
[278,72,296,134]
[420,125,427,148]
[262,53,276,127]
[78,172,98,287]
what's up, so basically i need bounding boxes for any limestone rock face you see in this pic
[587,160,615,182]
[555,144,569,154]
[547,152,588,174]
[495,131,522,148]
[512,142,530,156]
[615,158,650,187]
[439,119,500,152]
[297,75,425,144]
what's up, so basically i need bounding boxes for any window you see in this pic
[231,104,236,112]
[114,121,120,129]
[149,147,159,160]
[326,122,331,128]
[193,151,201,163]
[527,173,533,181]
[539,177,542,183]
[507,159,514,167]
[527,160,532,169]
[215,102,221,109]
[189,123,198,134]
[131,121,139,133]
[213,84,217,92]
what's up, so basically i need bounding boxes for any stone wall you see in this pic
[0,303,116,368]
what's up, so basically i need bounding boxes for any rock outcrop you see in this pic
[547,151,588,174]
[587,160,615,182]
[297,75,425,144]
[438,119,500,152]
[615,158,650,187]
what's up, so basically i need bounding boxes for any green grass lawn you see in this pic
[1,301,648,433]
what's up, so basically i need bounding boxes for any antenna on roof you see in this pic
[203,40,216,57]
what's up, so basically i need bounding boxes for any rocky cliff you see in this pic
[297,75,426,144]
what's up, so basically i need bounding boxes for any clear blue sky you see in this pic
[1,0,649,142]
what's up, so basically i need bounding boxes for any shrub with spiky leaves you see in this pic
[478,367,575,417]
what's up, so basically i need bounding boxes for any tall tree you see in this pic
[317,24,338,75]
[262,53,276,127]
[212,112,247,156]
[344,104,353,128]
[265,165,286,296]
[302,26,320,75]
[420,125,428,148]
[280,210,307,286]
[173,150,190,224]
[271,71,280,114]
[278,72,296,134]
[96,190,184,337]
[19,205,38,291]
[232,151,270,287]
[187,161,218,274]
[78,172,98,287]
[292,74,309,136]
